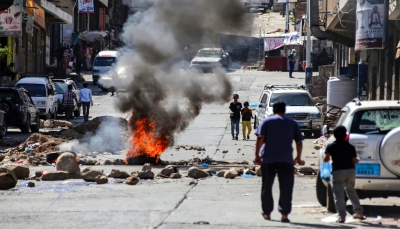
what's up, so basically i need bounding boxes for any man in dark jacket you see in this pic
[3,62,16,79]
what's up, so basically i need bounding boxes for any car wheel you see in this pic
[20,115,31,133]
[316,171,327,207]
[304,131,312,138]
[30,114,40,133]
[0,100,13,117]
[0,121,7,139]
[74,107,81,117]
[313,130,322,138]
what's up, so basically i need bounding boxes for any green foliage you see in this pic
[0,45,8,60]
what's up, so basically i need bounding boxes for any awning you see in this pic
[264,32,303,51]
[40,0,72,24]
[264,37,284,51]
[78,31,109,43]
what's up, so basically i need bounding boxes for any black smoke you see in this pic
[114,0,247,152]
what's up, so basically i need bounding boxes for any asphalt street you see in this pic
[1,69,399,229]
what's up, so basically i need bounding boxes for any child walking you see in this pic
[241,101,253,140]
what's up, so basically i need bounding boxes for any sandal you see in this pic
[353,214,366,220]
[261,213,271,220]
[336,218,345,223]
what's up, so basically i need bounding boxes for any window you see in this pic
[196,50,222,58]
[335,110,347,126]
[350,109,400,134]
[0,91,19,103]
[54,82,68,94]
[269,93,314,106]
[17,84,46,97]
[260,94,268,104]
[93,57,117,66]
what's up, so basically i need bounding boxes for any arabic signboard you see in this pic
[79,0,94,14]
[264,37,284,51]
[355,0,386,50]
[283,32,303,45]
[0,0,22,37]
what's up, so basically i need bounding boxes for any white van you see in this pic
[92,50,120,88]
[15,75,58,119]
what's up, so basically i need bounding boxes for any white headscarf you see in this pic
[291,49,296,54]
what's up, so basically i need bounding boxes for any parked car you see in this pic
[0,87,40,134]
[317,99,400,212]
[189,48,230,71]
[92,50,120,87]
[53,79,81,117]
[15,74,58,120]
[254,84,324,137]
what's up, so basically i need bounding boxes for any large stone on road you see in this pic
[188,167,209,179]
[56,152,81,178]
[126,176,139,185]
[82,168,104,182]
[224,168,238,179]
[138,170,154,179]
[41,171,71,181]
[1,165,30,179]
[159,165,177,177]
[0,167,17,190]
[95,175,108,184]
[108,169,130,178]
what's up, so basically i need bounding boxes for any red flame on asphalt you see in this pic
[125,118,169,164]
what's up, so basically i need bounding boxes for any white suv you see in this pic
[317,99,400,212]
[254,84,324,137]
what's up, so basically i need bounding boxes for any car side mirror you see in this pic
[322,125,329,136]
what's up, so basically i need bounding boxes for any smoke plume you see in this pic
[109,0,247,157]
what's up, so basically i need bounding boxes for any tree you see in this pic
[0,45,9,76]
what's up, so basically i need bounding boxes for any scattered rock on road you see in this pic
[170,173,181,179]
[138,170,154,179]
[41,171,71,181]
[224,168,238,179]
[126,176,139,185]
[108,169,130,178]
[95,175,108,184]
[188,167,209,179]
[56,152,81,178]
[142,163,152,171]
[0,154,5,162]
[103,160,112,165]
[298,167,316,175]
[216,170,226,177]
[81,167,104,182]
[203,169,216,176]
[1,165,30,179]
[0,167,17,190]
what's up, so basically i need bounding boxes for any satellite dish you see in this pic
[0,0,13,11]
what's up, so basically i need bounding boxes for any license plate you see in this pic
[297,122,304,127]
[356,164,380,176]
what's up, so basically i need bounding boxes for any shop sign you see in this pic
[0,0,23,37]
[79,0,94,14]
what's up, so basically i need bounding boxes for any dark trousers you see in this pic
[57,57,64,68]
[289,62,295,77]
[261,162,294,215]
[76,61,81,74]
[65,106,74,121]
[82,102,90,121]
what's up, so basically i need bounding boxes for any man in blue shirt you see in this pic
[79,83,93,122]
[254,101,303,223]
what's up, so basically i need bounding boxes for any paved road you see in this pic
[1,69,399,228]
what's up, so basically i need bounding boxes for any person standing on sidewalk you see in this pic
[75,46,82,75]
[79,83,93,122]
[229,94,242,140]
[241,101,253,140]
[254,101,303,223]
[323,126,365,223]
[85,44,93,70]
[287,49,296,78]
[62,85,78,121]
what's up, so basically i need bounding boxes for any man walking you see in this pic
[254,101,303,223]
[62,84,78,121]
[229,94,242,140]
[79,83,93,122]
[75,46,82,75]
[241,101,253,140]
[287,49,296,78]
[56,44,65,68]
[323,126,365,223]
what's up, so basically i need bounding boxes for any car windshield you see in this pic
[350,109,400,134]
[269,93,314,106]
[94,57,116,66]
[54,82,68,94]
[197,50,221,58]
[17,84,46,97]
[0,91,18,103]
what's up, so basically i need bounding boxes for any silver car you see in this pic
[189,48,230,71]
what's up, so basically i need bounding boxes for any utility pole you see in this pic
[305,0,312,93]
[285,0,289,33]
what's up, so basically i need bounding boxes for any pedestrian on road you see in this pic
[62,84,78,121]
[287,49,296,78]
[85,44,93,70]
[79,83,93,122]
[75,47,82,75]
[254,101,303,223]
[241,101,253,140]
[323,126,365,223]
[56,44,65,68]
[229,94,242,140]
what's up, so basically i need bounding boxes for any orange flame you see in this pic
[125,118,169,163]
